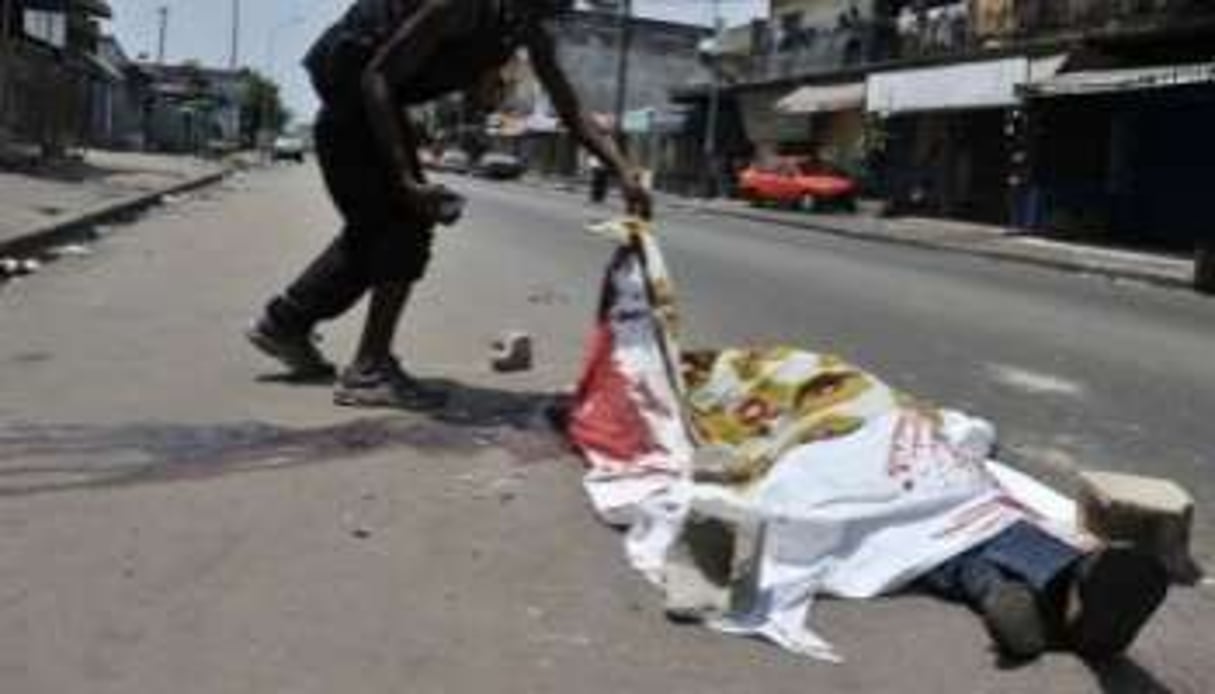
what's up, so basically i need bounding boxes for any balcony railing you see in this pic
[738,24,878,83]
[726,0,1215,87]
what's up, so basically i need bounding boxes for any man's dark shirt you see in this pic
[304,0,532,110]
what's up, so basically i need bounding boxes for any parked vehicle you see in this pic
[475,152,527,180]
[738,159,858,211]
[436,149,472,174]
[272,136,306,163]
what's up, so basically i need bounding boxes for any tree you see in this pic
[239,69,291,145]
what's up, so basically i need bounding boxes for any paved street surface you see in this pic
[1,164,1212,693]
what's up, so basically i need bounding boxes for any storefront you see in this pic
[737,86,813,161]
[1023,62,1215,249]
[774,81,867,176]
[866,55,1066,223]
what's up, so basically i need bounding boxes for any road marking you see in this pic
[986,364,1085,398]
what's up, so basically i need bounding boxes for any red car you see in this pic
[738,158,858,211]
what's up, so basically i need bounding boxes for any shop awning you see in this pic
[82,50,124,81]
[866,54,1068,114]
[25,0,113,17]
[74,0,113,18]
[776,82,866,115]
[1026,61,1215,98]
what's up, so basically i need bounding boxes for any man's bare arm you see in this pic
[362,0,471,191]
[526,27,625,174]
[526,24,652,217]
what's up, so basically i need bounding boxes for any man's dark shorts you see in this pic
[314,105,434,285]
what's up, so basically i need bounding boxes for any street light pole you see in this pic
[260,15,303,149]
[702,0,724,198]
[1,0,12,133]
[156,5,168,63]
[229,0,241,69]
[1,0,11,45]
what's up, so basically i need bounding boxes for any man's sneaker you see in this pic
[334,358,448,410]
[246,320,336,380]
[1065,547,1169,661]
[979,577,1049,661]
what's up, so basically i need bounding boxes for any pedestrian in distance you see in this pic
[249,0,652,408]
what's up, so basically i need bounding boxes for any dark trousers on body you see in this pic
[919,521,1084,608]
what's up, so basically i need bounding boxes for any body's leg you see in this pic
[978,522,1170,660]
[918,523,1068,661]
[920,521,1169,661]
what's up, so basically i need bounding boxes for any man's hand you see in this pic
[620,170,653,220]
[404,181,465,226]
[526,26,653,221]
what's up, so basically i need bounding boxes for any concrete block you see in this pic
[490,331,533,373]
[1078,470,1202,584]
[1196,242,1215,295]
[664,502,765,622]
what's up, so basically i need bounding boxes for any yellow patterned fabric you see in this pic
[681,347,915,486]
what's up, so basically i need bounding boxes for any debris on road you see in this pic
[491,331,534,373]
[527,287,570,305]
[663,504,763,623]
[1,257,41,277]
[48,244,91,259]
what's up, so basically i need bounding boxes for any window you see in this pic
[23,9,67,48]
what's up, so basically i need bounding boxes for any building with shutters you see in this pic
[0,0,114,159]
[681,0,1215,248]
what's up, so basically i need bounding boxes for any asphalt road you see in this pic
[1,164,1211,693]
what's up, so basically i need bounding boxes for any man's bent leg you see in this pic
[266,236,370,335]
[249,236,369,378]
[352,280,411,370]
[331,220,446,410]
[333,279,446,410]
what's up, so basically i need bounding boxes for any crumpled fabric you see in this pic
[567,221,1086,662]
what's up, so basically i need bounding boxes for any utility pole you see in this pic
[1,0,11,45]
[229,0,241,69]
[156,5,168,63]
[703,0,724,197]
[611,0,633,145]
[1,0,11,133]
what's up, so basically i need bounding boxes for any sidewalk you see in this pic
[0,150,230,257]
[524,176,1197,290]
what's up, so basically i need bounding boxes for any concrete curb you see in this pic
[517,176,1197,292]
[0,167,231,258]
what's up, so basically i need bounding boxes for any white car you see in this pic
[272,136,306,163]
